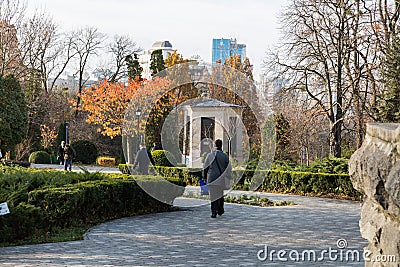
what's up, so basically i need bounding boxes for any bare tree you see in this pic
[71,26,106,117]
[18,10,58,92]
[372,0,400,52]
[266,0,371,157]
[107,35,141,82]
[0,0,26,77]
[274,89,330,163]
[46,31,80,92]
[18,9,83,93]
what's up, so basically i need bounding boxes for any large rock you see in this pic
[349,123,400,267]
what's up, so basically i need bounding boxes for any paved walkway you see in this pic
[29,163,121,173]
[0,165,367,266]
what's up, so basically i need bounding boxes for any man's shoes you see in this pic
[211,212,217,218]
[218,210,224,216]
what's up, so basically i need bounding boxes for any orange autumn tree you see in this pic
[74,79,141,138]
[75,76,179,148]
[129,77,180,146]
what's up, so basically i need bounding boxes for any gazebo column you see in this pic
[189,114,202,168]
[235,123,244,163]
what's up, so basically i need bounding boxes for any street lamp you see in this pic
[135,109,141,149]
[65,121,69,144]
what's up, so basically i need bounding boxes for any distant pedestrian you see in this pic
[63,144,76,171]
[203,139,232,218]
[5,150,10,161]
[0,149,2,159]
[57,141,65,165]
[151,142,161,152]
[133,144,155,175]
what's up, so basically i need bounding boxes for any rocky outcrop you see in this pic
[349,123,400,267]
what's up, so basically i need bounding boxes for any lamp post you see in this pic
[65,121,69,144]
[135,109,141,150]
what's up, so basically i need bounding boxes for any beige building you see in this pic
[182,99,244,168]
[139,41,174,79]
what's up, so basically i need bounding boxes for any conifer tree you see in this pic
[150,49,165,77]
[126,53,143,81]
[378,37,400,122]
[0,75,28,150]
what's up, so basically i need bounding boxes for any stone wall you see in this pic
[349,123,400,267]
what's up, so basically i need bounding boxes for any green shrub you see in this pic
[234,169,361,200]
[0,202,45,243]
[271,160,297,171]
[151,150,177,167]
[270,157,349,174]
[118,164,131,174]
[155,166,202,185]
[28,151,51,164]
[308,157,349,174]
[27,175,184,227]
[71,140,98,164]
[0,166,185,245]
[118,164,202,185]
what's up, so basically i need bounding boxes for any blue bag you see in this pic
[199,179,209,195]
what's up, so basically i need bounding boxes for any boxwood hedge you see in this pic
[233,169,361,199]
[119,164,202,185]
[28,151,51,164]
[0,165,185,245]
[118,164,361,200]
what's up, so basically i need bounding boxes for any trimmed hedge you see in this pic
[118,164,202,185]
[71,140,97,164]
[118,164,361,200]
[28,176,183,228]
[234,169,361,199]
[151,150,177,167]
[28,151,51,164]
[0,166,185,244]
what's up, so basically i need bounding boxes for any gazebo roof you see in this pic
[186,99,244,109]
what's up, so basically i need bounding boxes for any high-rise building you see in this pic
[139,40,174,79]
[212,38,246,64]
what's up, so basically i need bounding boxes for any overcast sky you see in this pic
[26,0,288,80]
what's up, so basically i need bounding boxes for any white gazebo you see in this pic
[181,99,245,168]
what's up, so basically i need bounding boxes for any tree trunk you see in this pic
[329,120,342,158]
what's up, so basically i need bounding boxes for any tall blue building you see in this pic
[212,38,246,64]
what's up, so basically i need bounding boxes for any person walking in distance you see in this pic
[133,144,155,175]
[151,142,161,152]
[63,143,76,171]
[57,141,65,165]
[203,139,232,218]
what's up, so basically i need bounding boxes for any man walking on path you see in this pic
[203,139,232,218]
[64,144,76,171]
[133,144,155,175]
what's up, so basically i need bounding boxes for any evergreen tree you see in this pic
[150,49,165,77]
[54,122,66,153]
[274,113,291,161]
[378,37,400,122]
[25,68,45,151]
[126,53,143,81]
[0,75,28,150]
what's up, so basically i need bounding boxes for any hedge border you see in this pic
[0,168,185,245]
[118,164,361,200]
